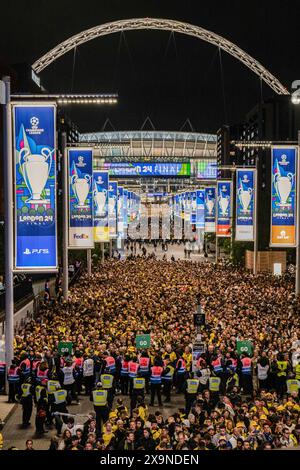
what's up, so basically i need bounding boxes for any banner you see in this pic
[196,190,205,229]
[216,181,232,237]
[103,162,190,177]
[68,148,94,249]
[118,186,124,239]
[109,181,118,238]
[93,171,109,242]
[190,191,197,225]
[204,187,216,233]
[270,146,297,247]
[236,169,255,241]
[14,103,57,271]
[123,189,128,229]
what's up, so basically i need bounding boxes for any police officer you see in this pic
[46,376,61,426]
[100,369,115,410]
[120,354,130,395]
[7,360,20,403]
[276,353,289,398]
[90,382,109,437]
[226,369,239,394]
[138,351,151,394]
[208,374,221,404]
[17,377,34,428]
[184,372,200,414]
[52,383,68,436]
[131,374,145,412]
[162,356,174,403]
[150,358,163,406]
[286,374,300,395]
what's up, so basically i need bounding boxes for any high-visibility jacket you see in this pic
[138,357,150,374]
[294,364,300,381]
[128,362,139,378]
[277,361,288,377]
[0,362,5,375]
[186,378,200,394]
[105,356,116,374]
[241,358,252,375]
[286,379,300,394]
[83,359,94,377]
[7,366,20,383]
[150,366,163,385]
[257,364,269,381]
[62,366,75,385]
[92,389,108,406]
[21,383,32,397]
[176,359,186,374]
[36,367,49,384]
[53,389,67,404]
[31,360,40,372]
[47,380,60,394]
[162,365,175,381]
[35,385,45,402]
[209,376,221,392]
[133,377,145,390]
[226,373,239,389]
[226,358,237,372]
[20,359,31,378]
[211,357,223,374]
[121,361,129,376]
[101,374,114,389]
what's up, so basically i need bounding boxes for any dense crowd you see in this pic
[2,255,300,450]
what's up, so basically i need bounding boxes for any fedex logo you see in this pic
[74,234,89,239]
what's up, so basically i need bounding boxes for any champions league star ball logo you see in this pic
[30,116,39,130]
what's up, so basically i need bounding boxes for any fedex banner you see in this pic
[68,148,94,249]
[109,181,118,238]
[93,171,109,242]
[216,181,232,237]
[204,187,216,233]
[236,169,255,241]
[14,103,57,271]
[270,146,297,247]
[196,190,205,229]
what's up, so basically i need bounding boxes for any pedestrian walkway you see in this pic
[0,395,16,425]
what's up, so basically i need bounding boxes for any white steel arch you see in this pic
[32,17,289,95]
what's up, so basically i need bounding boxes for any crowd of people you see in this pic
[1,255,300,450]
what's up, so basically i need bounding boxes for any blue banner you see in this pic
[14,104,57,270]
[205,187,216,233]
[109,181,118,238]
[123,189,128,229]
[190,191,197,225]
[68,148,94,248]
[196,190,205,229]
[270,146,297,247]
[216,181,232,237]
[118,186,125,239]
[93,171,109,242]
[236,169,255,241]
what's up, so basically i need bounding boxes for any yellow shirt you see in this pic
[102,432,114,447]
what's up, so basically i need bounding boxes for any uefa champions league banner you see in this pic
[68,148,94,249]
[109,181,118,238]
[205,187,216,233]
[93,171,109,242]
[236,169,255,242]
[270,146,297,247]
[123,189,128,229]
[216,181,232,237]
[190,191,197,225]
[196,190,205,229]
[14,103,57,271]
[117,186,124,238]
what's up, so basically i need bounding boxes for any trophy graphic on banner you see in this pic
[71,173,91,208]
[109,195,116,215]
[238,177,253,213]
[218,186,230,216]
[19,146,54,204]
[205,193,215,215]
[274,157,293,206]
[93,179,107,217]
[191,198,197,212]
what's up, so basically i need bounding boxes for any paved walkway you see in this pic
[1,391,185,450]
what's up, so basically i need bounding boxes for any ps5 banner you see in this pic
[204,187,216,233]
[93,171,109,242]
[236,169,255,242]
[68,148,94,249]
[216,180,232,237]
[13,103,57,271]
[270,146,297,247]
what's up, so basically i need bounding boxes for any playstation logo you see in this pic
[23,248,31,255]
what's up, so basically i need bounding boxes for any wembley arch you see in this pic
[32,17,289,95]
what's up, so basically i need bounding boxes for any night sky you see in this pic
[1,0,299,134]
